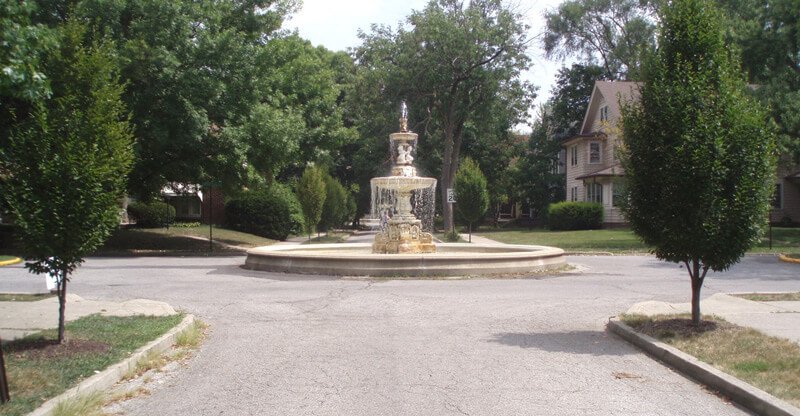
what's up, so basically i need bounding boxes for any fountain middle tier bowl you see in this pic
[371,176,437,192]
[244,243,565,277]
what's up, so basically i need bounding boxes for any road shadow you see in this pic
[488,330,633,356]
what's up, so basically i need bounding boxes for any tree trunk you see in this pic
[0,336,9,403]
[57,268,67,344]
[688,258,707,326]
[468,223,472,243]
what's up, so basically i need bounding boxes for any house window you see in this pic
[586,183,603,204]
[570,145,578,166]
[772,183,783,209]
[612,180,626,207]
[600,105,609,122]
[570,186,579,202]
[589,141,601,164]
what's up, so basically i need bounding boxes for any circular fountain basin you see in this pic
[244,243,565,277]
[371,176,437,192]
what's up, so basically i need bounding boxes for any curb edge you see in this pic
[778,254,800,264]
[608,317,800,416]
[0,257,22,266]
[28,314,196,416]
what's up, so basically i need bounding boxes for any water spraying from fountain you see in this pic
[370,102,437,254]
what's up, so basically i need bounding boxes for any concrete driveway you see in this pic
[1,254,798,415]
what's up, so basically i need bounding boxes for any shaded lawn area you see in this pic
[1,314,184,416]
[0,255,17,262]
[477,228,650,253]
[623,314,800,408]
[97,225,276,253]
[303,232,352,244]
[476,227,800,254]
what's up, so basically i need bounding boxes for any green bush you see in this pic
[547,202,603,231]
[225,185,304,240]
[443,230,462,242]
[127,201,176,228]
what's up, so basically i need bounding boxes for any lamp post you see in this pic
[202,181,222,252]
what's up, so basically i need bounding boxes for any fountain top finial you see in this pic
[400,101,409,132]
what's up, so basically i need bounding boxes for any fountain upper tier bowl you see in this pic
[371,176,436,192]
[244,243,565,277]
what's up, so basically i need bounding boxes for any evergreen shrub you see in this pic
[128,201,176,228]
[225,185,304,240]
[547,202,603,230]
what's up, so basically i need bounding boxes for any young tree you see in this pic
[621,0,776,325]
[352,0,534,232]
[320,173,349,231]
[0,21,134,343]
[296,165,327,239]
[454,158,489,242]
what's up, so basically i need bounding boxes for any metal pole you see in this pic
[769,220,773,250]
[209,187,213,252]
[0,336,10,403]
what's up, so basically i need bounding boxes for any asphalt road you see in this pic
[1,254,799,415]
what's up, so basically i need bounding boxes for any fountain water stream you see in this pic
[370,103,436,254]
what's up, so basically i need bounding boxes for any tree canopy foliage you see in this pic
[351,0,535,231]
[2,0,356,200]
[621,0,776,324]
[543,0,658,79]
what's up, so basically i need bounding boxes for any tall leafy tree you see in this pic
[0,1,54,102]
[621,0,776,325]
[454,157,489,242]
[718,0,800,160]
[296,165,326,239]
[543,0,657,79]
[0,21,134,343]
[513,109,566,222]
[548,64,608,138]
[352,0,534,232]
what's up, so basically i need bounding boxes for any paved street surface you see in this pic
[1,254,798,415]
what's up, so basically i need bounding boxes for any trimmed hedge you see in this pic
[225,185,304,241]
[548,202,603,231]
[127,201,176,228]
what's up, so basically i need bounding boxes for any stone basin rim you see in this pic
[247,243,564,258]
[244,243,566,277]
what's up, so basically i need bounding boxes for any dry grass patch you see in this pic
[733,292,800,302]
[51,392,105,416]
[622,314,800,407]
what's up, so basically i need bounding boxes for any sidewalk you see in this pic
[0,294,176,341]
[626,293,800,345]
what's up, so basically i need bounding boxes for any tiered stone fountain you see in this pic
[370,103,436,254]
[244,104,565,277]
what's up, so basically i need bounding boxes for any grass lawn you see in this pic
[0,256,17,262]
[0,293,55,302]
[477,228,650,253]
[622,314,800,408]
[0,314,184,416]
[98,225,276,253]
[476,227,800,254]
[733,292,800,302]
[303,232,352,244]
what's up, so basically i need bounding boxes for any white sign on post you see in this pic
[447,188,456,203]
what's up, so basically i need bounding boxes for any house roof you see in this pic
[575,164,626,180]
[580,81,641,135]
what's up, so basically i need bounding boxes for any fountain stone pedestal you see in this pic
[371,131,437,254]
